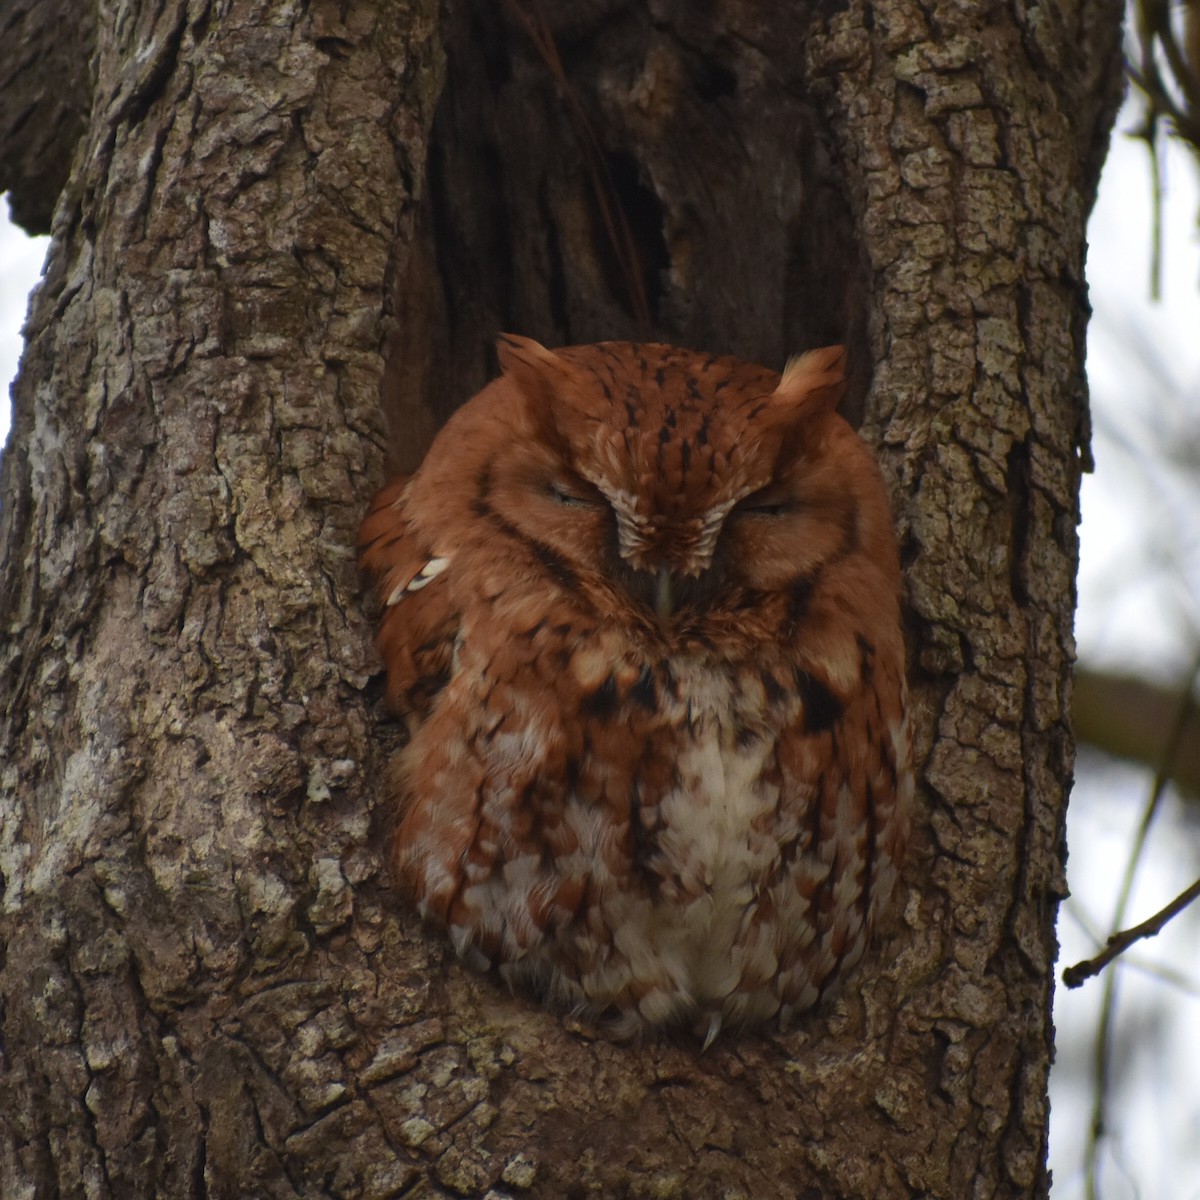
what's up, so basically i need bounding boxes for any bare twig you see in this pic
[1130,0,1200,131]
[1125,0,1200,309]
[1063,875,1200,987]
[1128,115,1163,301]
[1078,657,1199,1200]
[1073,668,1200,798]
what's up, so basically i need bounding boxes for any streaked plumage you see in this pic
[359,335,912,1039]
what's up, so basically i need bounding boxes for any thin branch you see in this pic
[1062,898,1200,996]
[1073,668,1200,799]
[1127,0,1200,149]
[1132,116,1163,301]
[1063,876,1200,988]
[1145,0,1200,115]
[1078,656,1200,1200]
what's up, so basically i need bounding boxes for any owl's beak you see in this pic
[654,566,674,625]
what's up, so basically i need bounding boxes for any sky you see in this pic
[0,221,47,436]
[1049,117,1200,1200]
[1078,123,1200,681]
[2,97,1199,1199]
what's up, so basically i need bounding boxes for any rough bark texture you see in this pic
[0,1,1123,1198]
[0,0,97,233]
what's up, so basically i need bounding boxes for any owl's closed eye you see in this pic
[359,335,912,1041]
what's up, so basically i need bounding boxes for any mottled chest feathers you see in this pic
[359,335,912,1040]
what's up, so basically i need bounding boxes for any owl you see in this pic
[359,335,912,1042]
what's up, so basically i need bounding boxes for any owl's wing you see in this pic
[358,476,458,720]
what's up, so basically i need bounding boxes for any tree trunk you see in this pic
[0,2,1124,1198]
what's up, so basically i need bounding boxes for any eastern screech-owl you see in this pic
[360,335,912,1041]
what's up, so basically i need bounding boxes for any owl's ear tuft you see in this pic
[496,333,575,403]
[496,333,562,378]
[495,334,580,445]
[772,345,846,418]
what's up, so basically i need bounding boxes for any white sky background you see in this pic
[0,221,47,440]
[2,97,1199,1198]
[1051,115,1200,1200]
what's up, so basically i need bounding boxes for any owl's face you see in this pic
[479,336,888,624]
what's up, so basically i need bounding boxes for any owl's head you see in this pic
[429,335,898,626]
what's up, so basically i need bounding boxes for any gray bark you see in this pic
[0,0,96,233]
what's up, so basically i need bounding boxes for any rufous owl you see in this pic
[359,335,912,1042]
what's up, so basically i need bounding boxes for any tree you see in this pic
[0,2,1124,1196]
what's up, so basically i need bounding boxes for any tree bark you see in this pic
[0,0,96,234]
[0,2,1124,1198]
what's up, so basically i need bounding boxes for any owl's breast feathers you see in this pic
[361,494,909,1031]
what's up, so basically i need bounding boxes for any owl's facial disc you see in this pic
[610,495,737,579]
